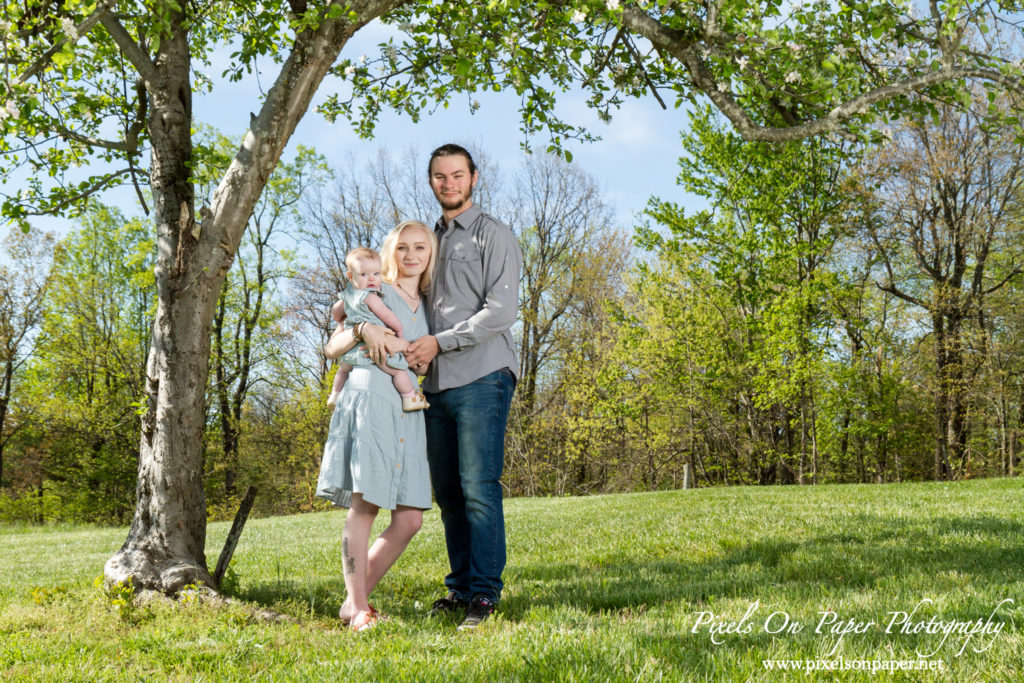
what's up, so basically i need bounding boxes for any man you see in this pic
[405,143,521,630]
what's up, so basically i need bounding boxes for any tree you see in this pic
[511,153,618,413]
[0,227,54,487]
[195,138,326,501]
[2,0,1018,592]
[3,0,418,591]
[861,101,1024,479]
[644,108,861,485]
[290,143,501,389]
[339,1,1024,146]
[20,207,154,522]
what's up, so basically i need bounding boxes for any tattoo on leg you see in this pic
[343,538,356,576]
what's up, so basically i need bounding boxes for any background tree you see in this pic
[862,101,1024,479]
[193,137,327,501]
[20,207,154,522]
[512,153,617,414]
[0,226,54,487]
[643,108,861,485]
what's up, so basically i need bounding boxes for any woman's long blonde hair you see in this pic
[380,220,438,294]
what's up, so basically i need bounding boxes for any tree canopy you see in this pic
[4,0,1024,223]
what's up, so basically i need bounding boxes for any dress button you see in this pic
[396,463,402,469]
[400,438,404,443]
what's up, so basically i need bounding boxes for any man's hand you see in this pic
[405,335,441,367]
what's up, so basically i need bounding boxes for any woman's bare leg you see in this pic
[339,493,378,624]
[339,504,422,621]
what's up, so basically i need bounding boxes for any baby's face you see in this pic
[347,257,383,290]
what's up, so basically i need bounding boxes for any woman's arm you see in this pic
[324,324,358,360]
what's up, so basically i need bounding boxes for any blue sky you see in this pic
[20,20,705,238]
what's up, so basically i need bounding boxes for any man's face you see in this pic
[429,154,478,214]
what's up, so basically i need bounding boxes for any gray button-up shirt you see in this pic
[423,203,522,392]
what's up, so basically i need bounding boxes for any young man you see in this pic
[404,143,521,630]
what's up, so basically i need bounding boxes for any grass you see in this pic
[1,478,1023,681]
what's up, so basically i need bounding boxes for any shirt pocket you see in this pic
[444,242,483,299]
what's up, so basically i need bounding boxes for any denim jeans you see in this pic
[424,368,515,602]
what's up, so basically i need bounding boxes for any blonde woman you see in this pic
[316,220,438,631]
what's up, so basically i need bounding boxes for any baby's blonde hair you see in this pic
[344,246,381,274]
[380,220,438,294]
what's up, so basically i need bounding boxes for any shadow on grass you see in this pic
[229,513,1024,625]
[500,513,1024,623]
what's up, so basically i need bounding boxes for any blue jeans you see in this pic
[424,368,515,602]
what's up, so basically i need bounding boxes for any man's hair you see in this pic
[344,246,380,273]
[428,143,477,176]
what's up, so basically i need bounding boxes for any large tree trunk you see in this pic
[105,0,407,593]
[104,18,212,591]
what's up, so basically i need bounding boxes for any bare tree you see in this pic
[864,100,1024,479]
[510,153,619,414]
[0,228,54,487]
[289,142,501,383]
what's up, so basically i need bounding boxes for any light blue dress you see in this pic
[339,287,408,371]
[316,283,431,511]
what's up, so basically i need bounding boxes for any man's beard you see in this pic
[438,188,472,211]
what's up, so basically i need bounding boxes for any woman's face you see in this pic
[395,225,433,279]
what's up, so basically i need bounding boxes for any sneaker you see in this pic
[427,592,467,618]
[402,392,430,412]
[458,595,496,630]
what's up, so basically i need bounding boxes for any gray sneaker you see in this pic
[457,595,496,630]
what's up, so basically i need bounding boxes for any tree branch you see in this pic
[17,168,133,216]
[98,14,159,87]
[620,5,1024,143]
[15,0,119,84]
[983,267,1021,295]
[51,121,131,152]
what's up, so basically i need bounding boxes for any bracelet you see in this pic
[353,322,364,342]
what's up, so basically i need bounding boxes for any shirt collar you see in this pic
[436,203,482,233]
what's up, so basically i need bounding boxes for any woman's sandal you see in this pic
[350,605,383,632]
[339,602,375,626]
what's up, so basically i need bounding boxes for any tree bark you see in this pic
[104,0,408,593]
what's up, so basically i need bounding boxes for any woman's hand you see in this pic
[360,323,400,364]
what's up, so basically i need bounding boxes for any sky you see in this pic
[15,20,705,240]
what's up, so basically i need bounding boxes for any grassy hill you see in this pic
[2,478,1023,681]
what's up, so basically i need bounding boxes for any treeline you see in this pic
[1,102,1022,524]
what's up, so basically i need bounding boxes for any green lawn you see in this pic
[2,478,1022,681]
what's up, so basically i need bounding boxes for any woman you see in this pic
[316,220,438,631]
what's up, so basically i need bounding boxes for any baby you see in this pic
[327,247,428,412]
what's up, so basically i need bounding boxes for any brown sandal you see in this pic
[350,605,382,632]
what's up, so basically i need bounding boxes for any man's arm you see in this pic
[435,224,522,352]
